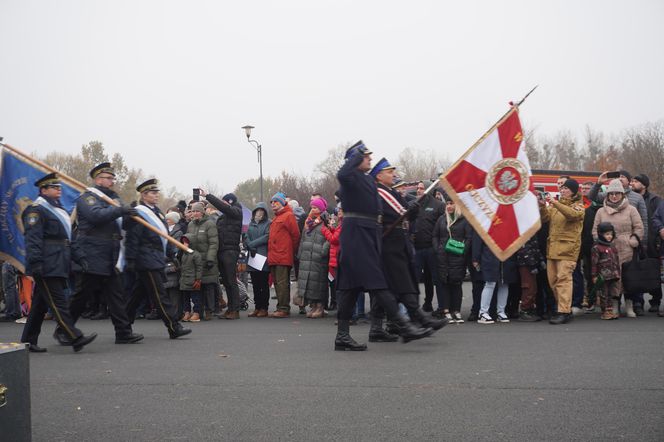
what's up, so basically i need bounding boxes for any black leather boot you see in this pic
[368,317,399,342]
[410,309,448,331]
[395,316,434,343]
[335,320,367,351]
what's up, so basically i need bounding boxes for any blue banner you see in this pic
[0,149,80,272]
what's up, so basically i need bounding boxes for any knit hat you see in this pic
[597,222,615,236]
[288,199,300,209]
[561,178,579,195]
[606,179,625,194]
[310,197,328,213]
[222,193,237,205]
[191,202,206,213]
[177,200,187,211]
[633,174,650,188]
[165,212,181,223]
[271,192,287,206]
[619,170,632,182]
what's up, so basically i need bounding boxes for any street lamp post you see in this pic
[242,125,264,203]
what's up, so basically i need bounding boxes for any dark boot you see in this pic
[168,323,192,339]
[385,319,399,335]
[335,320,367,351]
[394,316,434,343]
[410,309,448,331]
[368,317,399,342]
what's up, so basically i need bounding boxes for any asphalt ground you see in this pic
[1,284,663,442]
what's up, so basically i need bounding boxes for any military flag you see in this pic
[0,148,80,272]
[440,103,540,261]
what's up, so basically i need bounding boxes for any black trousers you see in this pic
[22,276,82,345]
[371,290,420,320]
[69,272,132,337]
[440,282,463,312]
[249,271,270,310]
[219,250,240,312]
[127,270,178,333]
[337,288,399,322]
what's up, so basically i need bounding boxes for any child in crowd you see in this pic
[591,222,621,320]
[178,235,203,322]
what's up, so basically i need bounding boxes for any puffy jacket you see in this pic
[432,212,472,284]
[411,193,444,250]
[540,194,585,261]
[206,194,243,252]
[244,203,271,272]
[516,235,543,271]
[297,221,330,303]
[179,248,203,291]
[592,198,644,266]
[185,214,219,284]
[321,219,342,269]
[268,205,301,267]
[588,183,648,241]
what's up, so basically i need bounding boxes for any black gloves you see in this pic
[79,260,89,273]
[205,260,215,270]
[121,206,138,217]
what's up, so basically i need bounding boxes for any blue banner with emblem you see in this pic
[0,148,80,272]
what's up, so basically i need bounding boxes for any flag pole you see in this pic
[0,141,193,254]
[383,86,538,237]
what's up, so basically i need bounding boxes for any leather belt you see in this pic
[344,212,383,224]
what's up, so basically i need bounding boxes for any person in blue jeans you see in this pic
[1,262,21,321]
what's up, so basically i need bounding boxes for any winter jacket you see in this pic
[244,203,271,272]
[169,222,185,243]
[540,193,585,261]
[642,191,662,258]
[411,193,444,250]
[297,221,330,303]
[471,231,518,284]
[125,204,175,272]
[581,203,601,258]
[588,183,648,241]
[516,235,543,271]
[268,205,301,267]
[591,241,620,281]
[179,249,203,291]
[651,200,664,258]
[185,214,220,284]
[321,220,341,269]
[432,212,472,284]
[592,198,644,266]
[206,194,244,252]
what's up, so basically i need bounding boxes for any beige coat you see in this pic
[592,198,644,266]
[540,194,585,261]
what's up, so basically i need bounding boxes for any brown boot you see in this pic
[223,310,239,320]
[182,312,191,322]
[311,303,324,319]
[256,309,269,318]
[270,310,289,318]
[189,312,201,322]
[248,310,260,317]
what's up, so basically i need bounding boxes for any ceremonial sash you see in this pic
[135,204,168,254]
[35,196,72,240]
[86,187,126,272]
[377,187,407,216]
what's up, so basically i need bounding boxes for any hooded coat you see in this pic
[244,203,271,272]
[592,197,644,266]
[185,213,220,284]
[297,217,330,303]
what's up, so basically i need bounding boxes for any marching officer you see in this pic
[56,162,143,345]
[125,179,191,339]
[20,173,97,353]
[334,142,431,351]
[369,158,447,342]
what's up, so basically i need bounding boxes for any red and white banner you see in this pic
[440,106,541,261]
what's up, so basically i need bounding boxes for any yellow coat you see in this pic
[540,195,585,261]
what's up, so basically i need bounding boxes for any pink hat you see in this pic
[310,197,328,213]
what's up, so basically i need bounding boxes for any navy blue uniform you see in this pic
[20,197,85,346]
[125,203,181,334]
[335,153,402,323]
[64,185,133,339]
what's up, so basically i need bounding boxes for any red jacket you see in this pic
[321,219,342,269]
[268,205,301,266]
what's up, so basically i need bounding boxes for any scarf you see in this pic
[605,196,627,211]
[305,212,322,234]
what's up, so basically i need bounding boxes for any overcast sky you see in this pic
[1,0,662,196]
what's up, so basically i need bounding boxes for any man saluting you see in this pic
[20,173,97,353]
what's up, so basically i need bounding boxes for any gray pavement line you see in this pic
[31,382,664,392]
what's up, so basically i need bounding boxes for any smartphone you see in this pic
[606,171,620,179]
[193,188,200,202]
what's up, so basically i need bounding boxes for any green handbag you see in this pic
[444,238,465,256]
